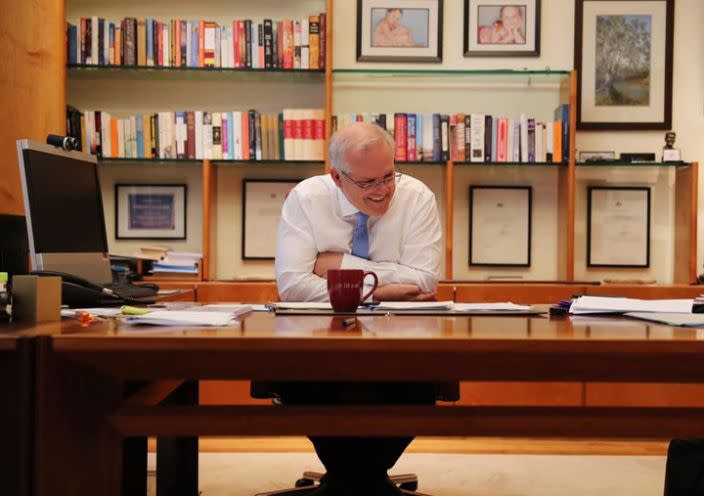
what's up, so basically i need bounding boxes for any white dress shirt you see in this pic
[275,173,442,302]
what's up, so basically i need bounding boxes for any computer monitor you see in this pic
[16,139,113,285]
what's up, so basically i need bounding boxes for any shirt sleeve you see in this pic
[274,189,329,302]
[340,191,441,293]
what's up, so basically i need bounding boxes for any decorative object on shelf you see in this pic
[619,152,656,163]
[662,130,682,161]
[579,150,615,162]
[115,184,187,240]
[356,0,443,62]
[242,179,299,259]
[469,186,531,266]
[587,186,650,268]
[574,0,674,130]
[463,0,540,57]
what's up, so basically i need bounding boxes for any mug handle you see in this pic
[361,271,379,304]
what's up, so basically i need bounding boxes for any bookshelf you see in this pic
[61,0,698,288]
[65,0,331,281]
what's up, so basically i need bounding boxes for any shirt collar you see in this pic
[337,187,360,218]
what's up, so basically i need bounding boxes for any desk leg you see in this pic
[157,380,199,496]
[123,382,148,496]
[0,337,33,496]
[33,337,124,496]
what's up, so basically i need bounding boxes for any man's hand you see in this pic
[313,251,344,278]
[373,284,437,301]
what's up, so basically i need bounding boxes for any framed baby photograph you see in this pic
[357,0,444,62]
[464,0,541,57]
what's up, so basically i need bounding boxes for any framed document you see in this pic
[587,186,650,268]
[115,184,186,240]
[469,186,531,266]
[242,179,299,260]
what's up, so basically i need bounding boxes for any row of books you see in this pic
[66,13,326,70]
[67,107,325,161]
[333,104,570,164]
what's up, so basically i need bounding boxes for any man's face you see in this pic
[332,143,397,217]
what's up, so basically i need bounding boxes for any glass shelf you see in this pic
[68,64,325,82]
[576,161,692,167]
[333,68,570,89]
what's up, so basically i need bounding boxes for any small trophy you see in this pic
[662,131,681,162]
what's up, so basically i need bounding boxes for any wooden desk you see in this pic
[28,313,704,495]
[0,332,33,496]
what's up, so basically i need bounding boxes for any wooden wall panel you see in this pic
[197,281,279,303]
[0,0,65,215]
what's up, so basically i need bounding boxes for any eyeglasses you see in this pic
[338,170,402,190]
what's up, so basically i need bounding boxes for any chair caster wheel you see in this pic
[399,481,418,491]
[295,478,315,488]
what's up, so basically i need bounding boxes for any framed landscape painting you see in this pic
[574,0,674,130]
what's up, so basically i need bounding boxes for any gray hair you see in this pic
[329,123,395,173]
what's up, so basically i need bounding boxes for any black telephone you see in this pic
[31,270,148,307]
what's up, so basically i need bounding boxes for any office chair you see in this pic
[252,381,459,496]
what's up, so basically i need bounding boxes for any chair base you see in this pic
[255,471,429,496]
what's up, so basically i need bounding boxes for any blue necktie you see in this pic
[351,212,370,259]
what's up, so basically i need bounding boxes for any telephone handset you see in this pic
[31,270,125,307]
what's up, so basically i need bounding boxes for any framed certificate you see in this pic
[242,179,299,260]
[115,184,186,239]
[469,186,532,266]
[587,186,650,268]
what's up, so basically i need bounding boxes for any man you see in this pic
[272,122,443,495]
[276,121,441,303]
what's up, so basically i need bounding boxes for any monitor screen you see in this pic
[17,140,113,284]
[20,147,108,254]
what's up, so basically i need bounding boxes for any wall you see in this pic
[334,0,704,283]
[0,0,66,215]
[62,0,704,282]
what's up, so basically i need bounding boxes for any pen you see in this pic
[342,317,356,327]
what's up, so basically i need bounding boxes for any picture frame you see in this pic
[469,186,532,266]
[464,0,541,57]
[356,0,443,63]
[574,0,674,130]
[587,186,650,268]
[115,184,186,240]
[579,150,616,162]
[242,179,299,260]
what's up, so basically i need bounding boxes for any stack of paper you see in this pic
[373,301,454,311]
[570,296,694,315]
[124,310,235,326]
[184,304,253,316]
[152,251,202,275]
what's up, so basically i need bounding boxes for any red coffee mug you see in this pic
[327,269,378,313]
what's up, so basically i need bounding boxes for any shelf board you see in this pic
[455,161,567,167]
[99,158,325,165]
[396,161,445,166]
[213,159,325,166]
[576,161,693,167]
[67,64,325,81]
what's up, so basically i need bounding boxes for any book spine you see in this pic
[527,118,536,162]
[394,113,407,162]
[319,13,326,69]
[406,114,416,162]
[440,114,450,161]
[308,16,320,70]
[263,19,273,69]
[186,111,195,159]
